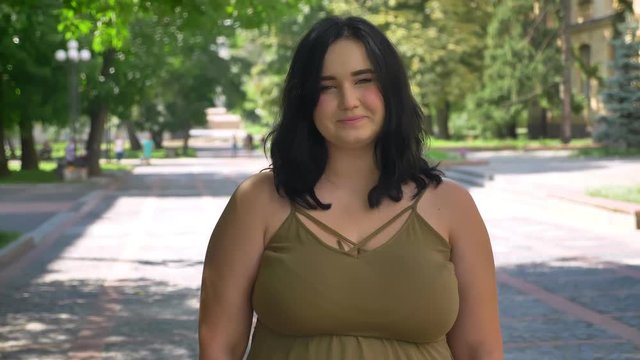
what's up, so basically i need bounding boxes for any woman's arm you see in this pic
[444,181,503,359]
[198,174,273,359]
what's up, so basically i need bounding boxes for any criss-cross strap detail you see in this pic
[295,208,359,250]
[295,203,415,255]
[351,205,413,253]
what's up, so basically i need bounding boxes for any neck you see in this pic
[320,145,379,194]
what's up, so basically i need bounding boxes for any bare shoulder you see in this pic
[416,178,475,212]
[234,171,278,202]
[233,171,291,241]
[415,178,480,243]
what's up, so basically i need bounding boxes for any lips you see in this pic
[339,115,366,123]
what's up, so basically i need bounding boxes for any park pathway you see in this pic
[0,155,639,359]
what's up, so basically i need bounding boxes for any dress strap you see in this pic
[295,207,358,248]
[354,205,413,251]
[412,188,427,209]
[294,190,426,255]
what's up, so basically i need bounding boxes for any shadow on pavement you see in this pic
[0,278,199,359]
[466,152,640,176]
[0,169,259,359]
[497,260,640,359]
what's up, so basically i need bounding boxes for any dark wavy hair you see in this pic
[265,15,443,210]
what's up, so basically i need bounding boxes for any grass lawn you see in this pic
[425,149,464,162]
[575,147,640,158]
[587,185,640,205]
[0,231,21,249]
[429,138,594,150]
[2,162,58,183]
[9,141,196,160]
[122,147,196,159]
[99,162,133,172]
[1,161,132,184]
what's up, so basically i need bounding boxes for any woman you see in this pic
[199,16,503,359]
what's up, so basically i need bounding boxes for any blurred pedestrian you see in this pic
[231,134,238,157]
[243,133,254,151]
[114,136,125,163]
[141,134,154,165]
[65,139,76,165]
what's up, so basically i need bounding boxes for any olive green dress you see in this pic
[248,195,459,359]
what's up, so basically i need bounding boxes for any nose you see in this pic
[339,85,359,110]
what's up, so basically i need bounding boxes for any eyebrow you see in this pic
[320,68,375,81]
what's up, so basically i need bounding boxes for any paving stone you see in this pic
[506,341,640,360]
[2,156,640,359]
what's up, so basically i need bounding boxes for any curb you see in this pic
[442,162,494,188]
[0,235,35,268]
[0,187,114,269]
[439,159,489,168]
[548,191,640,230]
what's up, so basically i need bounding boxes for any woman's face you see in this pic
[313,38,385,150]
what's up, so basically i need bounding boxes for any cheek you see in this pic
[314,93,335,120]
[314,94,332,132]
[315,93,333,111]
[361,86,384,110]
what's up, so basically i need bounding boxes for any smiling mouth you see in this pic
[339,116,366,123]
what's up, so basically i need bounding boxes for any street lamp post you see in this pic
[55,40,91,160]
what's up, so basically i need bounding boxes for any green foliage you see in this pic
[2,159,130,183]
[100,162,132,171]
[51,0,313,176]
[241,0,491,137]
[0,0,69,130]
[430,136,593,150]
[1,168,58,183]
[424,149,464,162]
[593,19,640,149]
[240,2,327,127]
[0,231,21,249]
[381,0,490,129]
[587,185,640,205]
[575,146,640,158]
[463,0,563,139]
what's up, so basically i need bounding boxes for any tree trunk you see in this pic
[560,0,573,144]
[0,80,7,176]
[423,113,434,137]
[86,49,116,177]
[0,122,9,177]
[18,116,38,170]
[151,129,163,149]
[182,132,190,154]
[6,138,17,159]
[435,101,450,139]
[527,99,548,139]
[508,121,517,139]
[124,119,141,150]
[86,100,108,176]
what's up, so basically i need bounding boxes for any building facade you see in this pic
[570,0,640,130]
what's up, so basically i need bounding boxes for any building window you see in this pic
[577,0,594,23]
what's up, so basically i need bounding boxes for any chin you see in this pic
[331,137,377,150]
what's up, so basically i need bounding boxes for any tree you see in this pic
[593,18,640,149]
[391,0,490,139]
[0,0,67,173]
[559,0,572,143]
[58,0,314,176]
[0,81,9,176]
[464,0,563,139]
[241,2,328,130]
